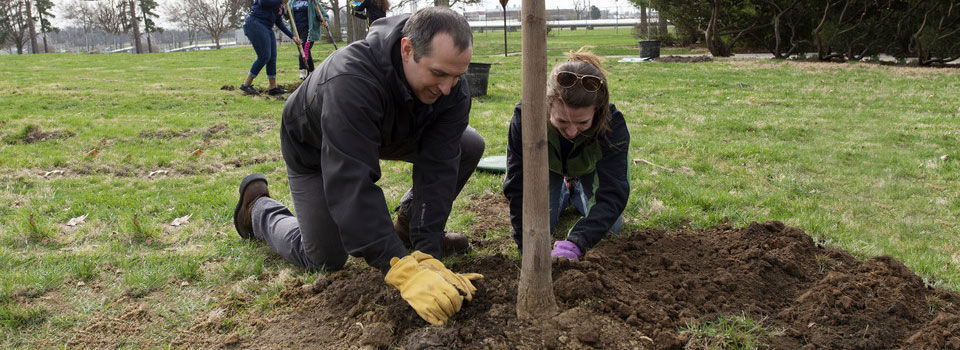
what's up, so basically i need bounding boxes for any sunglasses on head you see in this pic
[556,71,604,92]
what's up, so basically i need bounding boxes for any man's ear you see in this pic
[400,37,413,62]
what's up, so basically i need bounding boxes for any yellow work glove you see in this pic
[384,254,463,325]
[410,251,484,301]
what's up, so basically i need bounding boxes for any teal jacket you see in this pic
[307,0,331,42]
[503,102,631,251]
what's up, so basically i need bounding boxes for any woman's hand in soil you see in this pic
[410,251,484,301]
[551,240,583,262]
[384,254,464,325]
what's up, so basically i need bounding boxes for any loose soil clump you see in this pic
[234,221,959,349]
[655,55,713,63]
[4,125,75,144]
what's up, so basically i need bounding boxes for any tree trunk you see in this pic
[640,6,648,37]
[329,0,342,42]
[516,0,558,321]
[127,0,142,53]
[26,1,38,54]
[658,9,668,35]
[140,4,152,53]
[36,2,49,53]
[434,0,450,6]
[346,10,366,42]
[502,6,507,57]
[705,0,731,56]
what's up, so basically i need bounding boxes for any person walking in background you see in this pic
[503,49,631,262]
[240,0,301,96]
[352,0,389,27]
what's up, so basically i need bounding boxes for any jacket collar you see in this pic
[548,120,598,150]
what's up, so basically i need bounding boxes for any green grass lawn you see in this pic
[0,28,958,347]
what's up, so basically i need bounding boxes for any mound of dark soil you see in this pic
[655,55,713,63]
[4,125,75,144]
[236,220,959,349]
[138,123,228,139]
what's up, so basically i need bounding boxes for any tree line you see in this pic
[0,0,491,54]
[633,0,959,65]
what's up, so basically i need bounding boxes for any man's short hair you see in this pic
[401,7,473,61]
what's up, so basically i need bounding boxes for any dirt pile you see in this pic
[3,124,75,144]
[655,55,713,63]
[233,220,959,349]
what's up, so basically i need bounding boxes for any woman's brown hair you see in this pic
[546,47,610,136]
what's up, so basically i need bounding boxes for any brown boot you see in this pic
[393,208,412,247]
[442,231,471,256]
[234,173,270,239]
[394,209,471,255]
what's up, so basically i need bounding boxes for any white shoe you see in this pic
[299,69,307,80]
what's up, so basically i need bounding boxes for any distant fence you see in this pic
[468,18,654,31]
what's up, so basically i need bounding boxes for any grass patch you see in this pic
[0,303,48,329]
[0,26,958,346]
[680,313,783,350]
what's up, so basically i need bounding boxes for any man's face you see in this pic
[400,33,472,104]
[549,102,595,140]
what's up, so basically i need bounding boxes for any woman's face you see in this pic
[549,102,594,140]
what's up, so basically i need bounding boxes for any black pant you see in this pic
[251,126,485,270]
[297,27,314,72]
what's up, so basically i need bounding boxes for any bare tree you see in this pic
[0,2,14,50]
[433,0,482,7]
[64,0,125,38]
[166,0,244,49]
[572,0,587,20]
[326,0,343,41]
[1,0,31,54]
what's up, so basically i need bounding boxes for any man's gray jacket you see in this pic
[279,14,471,272]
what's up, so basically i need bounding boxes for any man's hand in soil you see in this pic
[385,253,464,325]
[410,251,483,301]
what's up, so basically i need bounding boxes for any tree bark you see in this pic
[140,3,152,53]
[329,0,342,41]
[127,0,142,53]
[516,0,558,321]
[26,1,38,54]
[658,8,668,35]
[639,6,648,37]
[37,4,49,53]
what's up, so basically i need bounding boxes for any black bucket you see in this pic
[638,40,661,59]
[465,62,491,97]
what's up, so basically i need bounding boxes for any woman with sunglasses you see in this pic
[503,49,630,262]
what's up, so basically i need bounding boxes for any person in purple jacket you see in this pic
[240,0,302,96]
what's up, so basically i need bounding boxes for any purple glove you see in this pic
[551,240,582,261]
